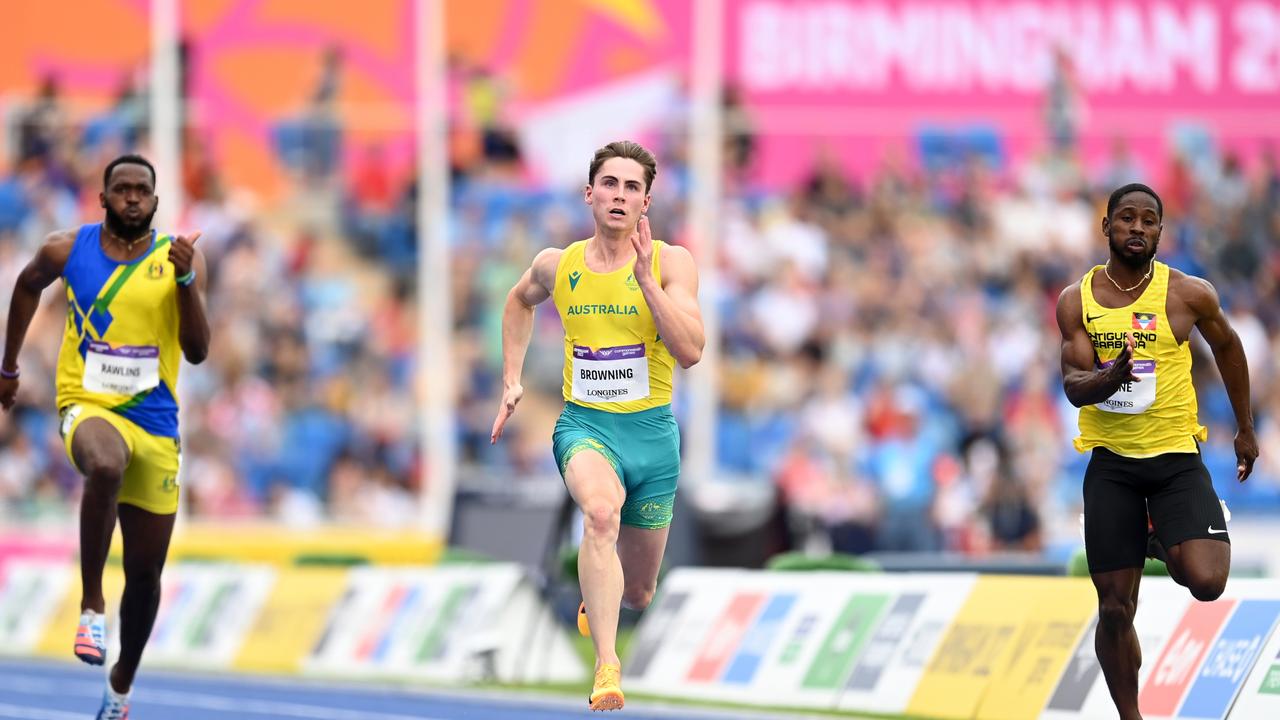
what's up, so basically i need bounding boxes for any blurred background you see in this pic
[2,0,1279,575]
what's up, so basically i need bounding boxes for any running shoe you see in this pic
[588,662,624,711]
[95,688,129,720]
[577,601,591,638]
[75,610,106,666]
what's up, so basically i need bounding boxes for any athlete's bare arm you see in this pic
[630,217,704,368]
[1057,281,1139,408]
[491,247,562,443]
[1173,272,1257,480]
[0,231,75,410]
[169,232,210,364]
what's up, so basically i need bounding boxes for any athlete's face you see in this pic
[1103,192,1161,269]
[585,157,651,234]
[101,163,158,241]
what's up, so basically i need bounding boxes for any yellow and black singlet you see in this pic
[1075,261,1207,457]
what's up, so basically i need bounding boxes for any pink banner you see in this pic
[726,0,1280,186]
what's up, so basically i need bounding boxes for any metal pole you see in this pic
[415,0,456,539]
[686,0,724,490]
[150,0,181,232]
[151,0,184,523]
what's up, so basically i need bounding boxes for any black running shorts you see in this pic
[1083,447,1229,574]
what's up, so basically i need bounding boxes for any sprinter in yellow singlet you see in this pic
[491,141,704,711]
[1056,183,1257,720]
[0,155,209,720]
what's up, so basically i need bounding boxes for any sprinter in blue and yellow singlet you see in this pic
[1056,183,1256,720]
[491,141,704,711]
[0,155,209,720]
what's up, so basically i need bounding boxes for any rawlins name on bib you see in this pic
[566,304,639,316]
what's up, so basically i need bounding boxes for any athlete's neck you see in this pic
[586,233,634,270]
[101,222,152,259]
[1105,254,1155,289]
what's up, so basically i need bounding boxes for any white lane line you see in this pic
[131,689,451,720]
[0,704,85,720]
[0,674,449,720]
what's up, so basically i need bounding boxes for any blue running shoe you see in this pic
[75,610,106,666]
[95,688,129,720]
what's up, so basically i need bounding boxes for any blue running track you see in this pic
[0,658,829,720]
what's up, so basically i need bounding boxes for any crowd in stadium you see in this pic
[2,70,1278,561]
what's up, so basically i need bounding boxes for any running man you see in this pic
[491,141,704,711]
[1056,183,1256,720]
[0,154,209,720]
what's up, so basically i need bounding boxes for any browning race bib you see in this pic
[572,343,649,403]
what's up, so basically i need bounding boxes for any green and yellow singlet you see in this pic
[552,239,675,413]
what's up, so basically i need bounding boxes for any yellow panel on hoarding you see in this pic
[906,576,1043,719]
[107,525,442,567]
[34,565,123,658]
[974,578,1096,720]
[233,567,348,673]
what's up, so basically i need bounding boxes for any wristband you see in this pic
[0,367,18,380]
[176,269,196,287]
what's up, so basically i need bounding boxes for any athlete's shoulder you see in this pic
[657,241,696,273]
[46,227,80,244]
[1056,279,1083,309]
[1167,266,1219,313]
[657,240,691,260]
[530,246,565,289]
[1055,280,1085,330]
[37,228,79,265]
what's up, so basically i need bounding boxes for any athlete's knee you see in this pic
[581,500,621,540]
[1097,596,1136,632]
[122,561,163,591]
[621,584,655,611]
[1184,567,1227,602]
[80,457,125,493]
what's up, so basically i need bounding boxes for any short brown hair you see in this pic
[587,141,657,193]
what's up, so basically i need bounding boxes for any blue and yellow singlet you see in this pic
[552,239,675,413]
[55,224,182,437]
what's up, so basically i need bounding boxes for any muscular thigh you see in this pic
[62,403,131,472]
[1147,452,1230,548]
[563,447,625,510]
[614,407,679,529]
[118,431,181,515]
[62,403,180,514]
[1083,448,1149,574]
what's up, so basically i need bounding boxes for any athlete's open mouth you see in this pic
[609,208,626,217]
[1126,238,1146,251]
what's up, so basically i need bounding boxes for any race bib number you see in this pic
[83,341,160,396]
[571,343,649,403]
[1096,359,1156,414]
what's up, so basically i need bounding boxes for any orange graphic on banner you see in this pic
[687,593,765,682]
[1139,600,1236,716]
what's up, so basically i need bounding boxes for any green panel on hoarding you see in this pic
[801,594,890,689]
[1261,665,1280,695]
[414,584,475,662]
[188,581,239,648]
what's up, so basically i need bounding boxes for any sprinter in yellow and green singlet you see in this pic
[491,141,704,712]
[0,155,209,720]
[1056,183,1257,720]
